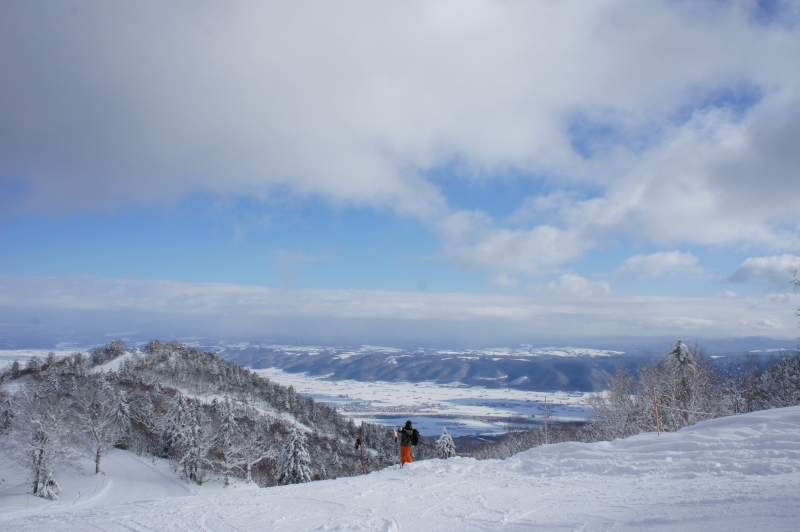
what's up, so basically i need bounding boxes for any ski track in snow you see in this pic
[3,406,800,530]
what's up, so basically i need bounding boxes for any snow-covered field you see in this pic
[219,343,626,359]
[2,405,799,530]
[257,367,589,436]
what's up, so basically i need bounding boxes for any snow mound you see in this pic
[4,406,800,530]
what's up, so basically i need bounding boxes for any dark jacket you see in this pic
[399,427,414,447]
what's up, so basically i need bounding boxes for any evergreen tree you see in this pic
[116,390,132,442]
[277,427,313,485]
[182,398,207,483]
[27,355,42,372]
[213,398,239,485]
[666,338,695,385]
[435,428,457,459]
[162,395,189,457]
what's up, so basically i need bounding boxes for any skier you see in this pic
[398,420,418,466]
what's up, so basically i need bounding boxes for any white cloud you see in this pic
[1,1,799,274]
[439,193,612,276]
[729,254,800,288]
[1,275,797,341]
[531,274,613,297]
[597,102,800,250]
[617,251,702,279]
[439,211,589,275]
[488,272,520,289]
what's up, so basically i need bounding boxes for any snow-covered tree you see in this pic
[212,398,240,485]
[435,428,457,459]
[277,427,313,485]
[162,395,211,484]
[181,398,210,484]
[748,353,800,410]
[26,355,42,372]
[8,381,79,499]
[656,338,721,430]
[92,340,126,366]
[116,390,132,443]
[68,374,123,474]
[162,395,189,454]
[585,339,723,440]
[0,391,13,435]
[584,363,641,441]
[237,417,276,483]
[667,338,694,367]
[214,411,275,484]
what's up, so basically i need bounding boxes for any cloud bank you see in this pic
[1,275,797,344]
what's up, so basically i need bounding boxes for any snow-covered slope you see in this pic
[4,406,800,530]
[0,449,260,524]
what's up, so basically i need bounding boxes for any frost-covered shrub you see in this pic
[584,339,724,441]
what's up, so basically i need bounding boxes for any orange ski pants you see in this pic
[400,445,413,466]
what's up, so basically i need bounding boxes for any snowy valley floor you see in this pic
[3,406,800,531]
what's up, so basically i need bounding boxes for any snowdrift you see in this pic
[3,405,800,531]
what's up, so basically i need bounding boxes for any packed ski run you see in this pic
[2,405,799,531]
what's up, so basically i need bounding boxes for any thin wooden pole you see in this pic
[653,388,661,436]
[544,395,548,445]
[393,429,398,467]
[359,427,366,474]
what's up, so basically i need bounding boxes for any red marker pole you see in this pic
[653,388,661,436]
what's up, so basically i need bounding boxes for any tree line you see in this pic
[583,338,800,441]
[462,338,800,460]
[0,340,400,499]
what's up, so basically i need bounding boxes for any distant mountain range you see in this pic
[218,345,626,392]
[1,326,796,392]
[215,336,798,392]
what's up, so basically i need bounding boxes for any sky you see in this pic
[1,0,800,345]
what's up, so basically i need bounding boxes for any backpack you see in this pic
[411,429,419,446]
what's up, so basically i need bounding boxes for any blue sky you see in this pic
[1,0,800,344]
[0,181,780,298]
